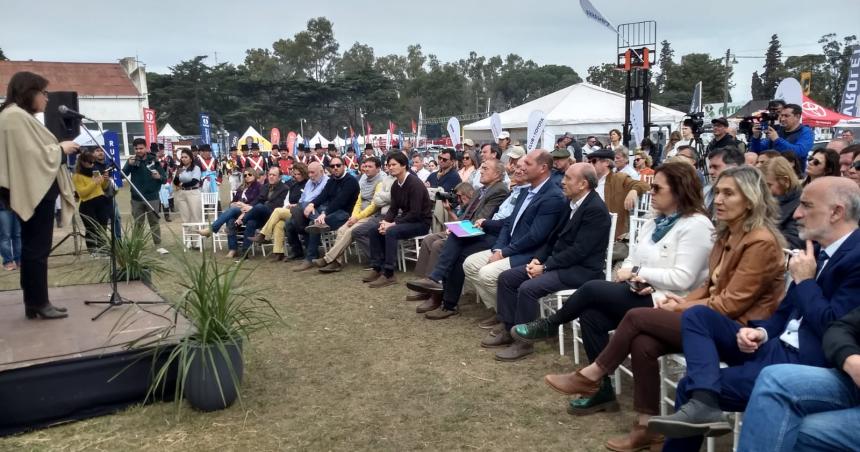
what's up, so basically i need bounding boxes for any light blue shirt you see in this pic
[299,175,328,207]
[510,176,550,234]
[493,184,529,220]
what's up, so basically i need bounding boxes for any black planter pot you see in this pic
[184,339,244,412]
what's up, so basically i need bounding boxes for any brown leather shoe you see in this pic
[362,269,382,283]
[477,313,500,329]
[405,290,431,301]
[481,330,514,348]
[198,227,212,237]
[416,294,441,313]
[318,261,343,273]
[606,423,664,452]
[425,307,460,320]
[292,261,314,272]
[368,274,397,288]
[268,252,284,262]
[311,257,328,268]
[406,277,443,294]
[544,370,601,396]
[250,232,267,243]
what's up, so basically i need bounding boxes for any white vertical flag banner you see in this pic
[775,78,803,107]
[526,110,546,152]
[490,112,502,143]
[690,81,703,114]
[416,106,424,146]
[447,117,461,146]
[839,46,860,117]
[579,0,617,34]
[630,100,645,149]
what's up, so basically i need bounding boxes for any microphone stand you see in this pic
[77,122,165,321]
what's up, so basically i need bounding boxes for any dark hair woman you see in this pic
[172,148,202,224]
[803,148,840,186]
[542,166,786,451]
[0,71,80,319]
[73,148,112,254]
[510,161,715,409]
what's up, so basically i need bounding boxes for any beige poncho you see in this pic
[0,103,75,225]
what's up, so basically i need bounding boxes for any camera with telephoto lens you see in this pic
[684,112,705,135]
[738,111,780,137]
[435,190,458,203]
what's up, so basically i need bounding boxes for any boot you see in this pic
[606,422,664,452]
[25,305,68,319]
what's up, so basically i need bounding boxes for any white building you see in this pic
[0,57,149,156]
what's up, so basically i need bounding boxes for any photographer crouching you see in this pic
[749,102,814,173]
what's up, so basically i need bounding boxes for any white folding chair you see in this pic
[181,222,208,252]
[200,191,219,222]
[397,235,425,272]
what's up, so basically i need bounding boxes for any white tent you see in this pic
[157,123,183,138]
[332,136,347,148]
[464,82,687,145]
[308,132,330,148]
[238,126,273,150]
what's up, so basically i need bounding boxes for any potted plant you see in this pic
[118,248,283,414]
[92,218,167,283]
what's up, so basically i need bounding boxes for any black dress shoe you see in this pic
[49,303,68,313]
[25,305,69,319]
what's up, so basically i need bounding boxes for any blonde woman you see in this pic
[762,156,803,248]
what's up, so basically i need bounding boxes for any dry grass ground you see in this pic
[0,189,733,451]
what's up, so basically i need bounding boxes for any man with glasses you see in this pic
[425,148,461,192]
[292,156,359,271]
[751,103,814,173]
[284,162,329,260]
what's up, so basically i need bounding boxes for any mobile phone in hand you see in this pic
[627,279,651,292]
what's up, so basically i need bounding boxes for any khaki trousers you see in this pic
[322,217,373,264]
[174,188,202,224]
[462,249,511,310]
[260,207,292,254]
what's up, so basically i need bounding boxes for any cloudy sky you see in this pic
[3,0,858,104]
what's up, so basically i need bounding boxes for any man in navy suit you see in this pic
[648,176,860,450]
[490,163,611,361]
[462,149,567,322]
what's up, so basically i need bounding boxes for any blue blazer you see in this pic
[493,178,566,267]
[750,229,860,367]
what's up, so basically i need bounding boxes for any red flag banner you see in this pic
[389,121,397,134]
[286,131,297,155]
[270,128,281,147]
[366,121,373,134]
[411,119,417,134]
[349,126,355,137]
[143,108,157,148]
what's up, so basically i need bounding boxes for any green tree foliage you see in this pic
[586,63,627,93]
[757,34,789,99]
[0,47,7,61]
[655,40,675,93]
[750,70,766,100]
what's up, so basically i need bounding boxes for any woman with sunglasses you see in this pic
[457,148,478,187]
[198,168,261,257]
[633,151,655,179]
[511,161,715,411]
[803,148,840,186]
[0,71,80,319]
[72,148,112,255]
[847,144,860,188]
[539,166,786,451]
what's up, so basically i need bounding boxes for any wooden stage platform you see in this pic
[0,282,190,435]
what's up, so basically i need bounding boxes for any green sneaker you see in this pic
[511,318,558,343]
[567,377,620,416]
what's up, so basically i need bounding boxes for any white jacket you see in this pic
[622,213,714,303]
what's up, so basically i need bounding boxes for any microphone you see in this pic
[58,105,92,121]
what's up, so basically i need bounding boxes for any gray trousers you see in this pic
[131,198,161,245]
[350,216,380,261]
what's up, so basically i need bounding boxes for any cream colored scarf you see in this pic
[0,104,75,225]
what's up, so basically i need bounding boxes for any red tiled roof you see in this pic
[0,61,141,96]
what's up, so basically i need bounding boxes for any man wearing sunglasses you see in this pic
[425,148,461,192]
[292,156,360,272]
[750,104,814,173]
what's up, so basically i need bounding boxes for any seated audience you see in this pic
[362,152,432,288]
[512,162,714,410]
[838,144,854,176]
[411,154,430,182]
[648,177,860,449]
[312,157,385,272]
[615,148,639,180]
[743,151,758,166]
[737,305,860,451]
[235,168,288,256]
[249,163,308,260]
[407,160,530,317]
[762,156,804,248]
[490,163,610,361]
[461,150,566,318]
[458,148,478,186]
[754,149,782,168]
[704,146,744,217]
[633,151,655,179]
[406,162,508,303]
[199,168,261,257]
[848,144,860,188]
[550,146,572,187]
[541,165,786,451]
[285,162,329,260]
[292,156,360,271]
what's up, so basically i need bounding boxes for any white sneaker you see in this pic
[156,247,169,254]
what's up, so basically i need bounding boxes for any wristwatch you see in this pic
[631,266,640,275]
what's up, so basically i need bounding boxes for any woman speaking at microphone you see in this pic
[0,71,80,320]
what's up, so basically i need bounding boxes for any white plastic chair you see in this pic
[397,235,426,272]
[200,192,219,222]
[181,222,208,252]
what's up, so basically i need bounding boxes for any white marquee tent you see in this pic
[157,123,183,139]
[464,83,687,145]
[308,132,331,148]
